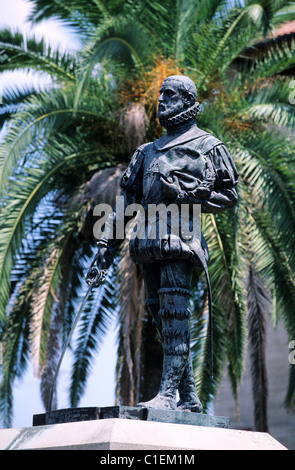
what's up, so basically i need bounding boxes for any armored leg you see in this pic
[162,261,202,412]
[137,285,191,409]
[138,261,202,411]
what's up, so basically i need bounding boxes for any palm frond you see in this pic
[246,0,295,35]
[186,6,267,84]
[235,132,295,261]
[236,151,295,411]
[70,262,118,407]
[0,85,38,130]
[74,19,152,109]
[1,0,295,426]
[116,233,145,406]
[246,264,271,432]
[30,232,73,376]
[245,84,295,130]
[272,3,295,25]
[239,37,295,79]
[197,207,247,411]
[250,208,295,410]
[0,29,77,81]
[0,138,111,323]
[0,277,33,427]
[138,0,207,59]
[28,0,115,34]
[191,284,228,413]
[0,88,111,195]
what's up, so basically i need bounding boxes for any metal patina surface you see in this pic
[84,75,239,413]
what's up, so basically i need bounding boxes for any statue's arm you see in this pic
[170,144,238,213]
[201,144,239,213]
[160,142,239,213]
[92,189,138,269]
[92,147,145,270]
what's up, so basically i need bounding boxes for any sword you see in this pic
[48,258,107,411]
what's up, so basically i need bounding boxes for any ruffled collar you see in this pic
[159,102,200,128]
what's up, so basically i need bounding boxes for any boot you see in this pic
[137,352,188,409]
[137,287,191,410]
[177,352,203,412]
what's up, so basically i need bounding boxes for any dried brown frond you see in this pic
[81,165,125,207]
[119,79,146,105]
[224,116,255,135]
[29,249,58,376]
[143,56,184,117]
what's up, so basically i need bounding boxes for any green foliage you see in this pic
[70,262,118,408]
[0,29,77,80]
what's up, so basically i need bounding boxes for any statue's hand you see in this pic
[160,175,183,201]
[190,185,211,199]
[85,265,107,287]
[85,244,113,287]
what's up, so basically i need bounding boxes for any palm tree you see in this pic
[0,0,295,430]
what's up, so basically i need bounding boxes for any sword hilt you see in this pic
[85,266,107,287]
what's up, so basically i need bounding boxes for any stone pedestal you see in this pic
[32,406,230,429]
[0,417,287,450]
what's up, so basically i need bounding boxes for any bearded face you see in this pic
[157,83,186,121]
[157,77,198,128]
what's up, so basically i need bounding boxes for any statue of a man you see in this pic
[88,75,239,412]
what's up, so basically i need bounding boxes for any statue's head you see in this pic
[157,75,200,129]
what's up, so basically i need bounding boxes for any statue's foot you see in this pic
[136,394,176,410]
[177,397,203,413]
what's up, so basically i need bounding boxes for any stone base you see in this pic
[0,418,287,450]
[32,406,230,429]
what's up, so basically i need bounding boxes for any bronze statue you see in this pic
[87,75,239,412]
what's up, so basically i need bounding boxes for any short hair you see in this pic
[163,75,197,101]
